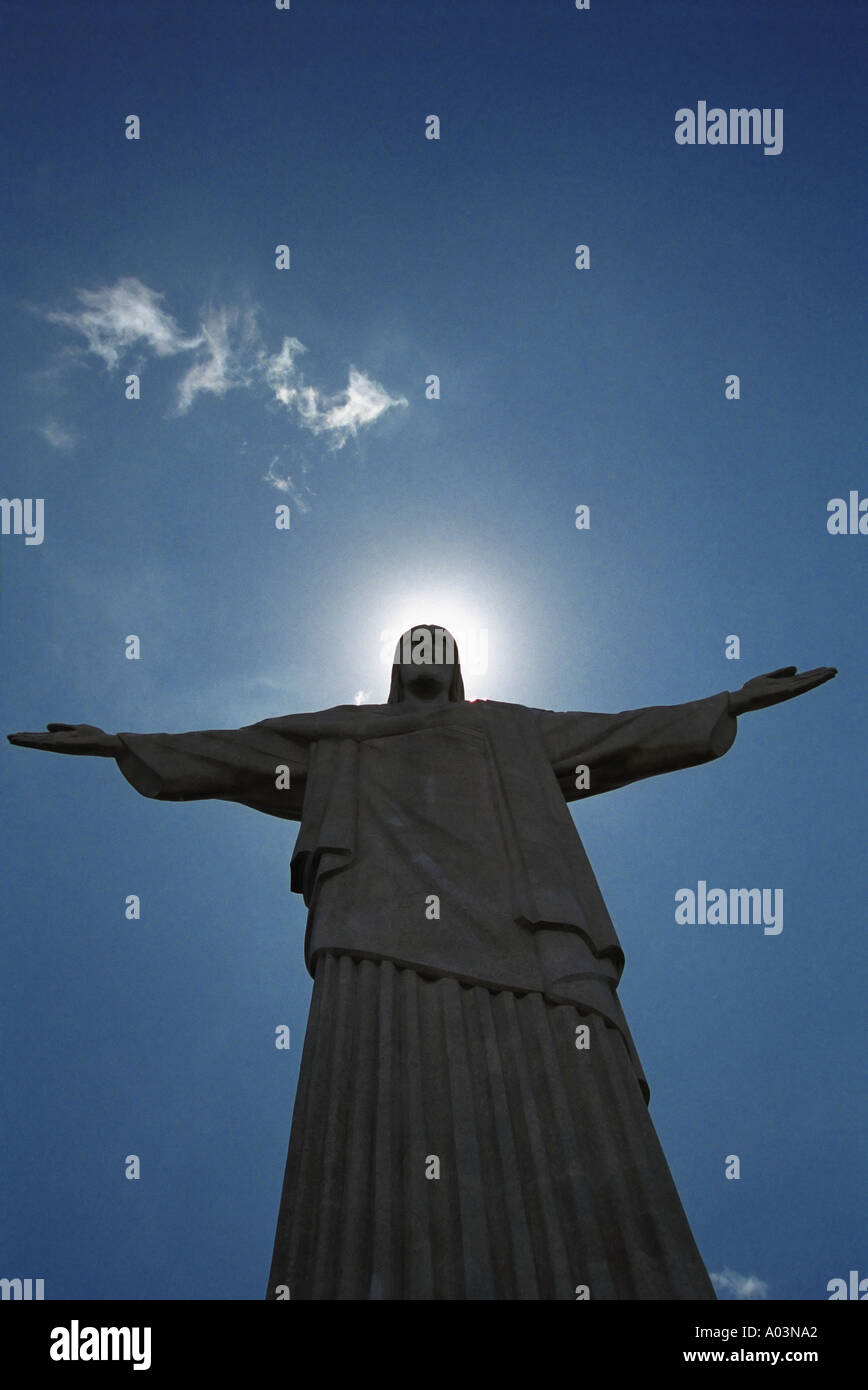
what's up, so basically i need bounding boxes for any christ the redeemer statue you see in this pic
[9,628,835,1300]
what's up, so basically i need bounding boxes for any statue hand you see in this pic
[7,723,122,756]
[728,666,837,715]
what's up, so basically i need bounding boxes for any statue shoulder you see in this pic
[466,698,539,717]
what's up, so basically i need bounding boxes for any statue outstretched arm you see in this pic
[7,723,121,755]
[539,664,835,803]
[6,700,453,824]
[8,720,309,821]
[728,666,836,714]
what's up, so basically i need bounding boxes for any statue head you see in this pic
[387,625,465,703]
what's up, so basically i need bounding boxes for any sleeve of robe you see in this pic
[538,690,738,802]
[113,718,311,821]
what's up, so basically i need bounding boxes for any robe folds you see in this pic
[115,692,737,1299]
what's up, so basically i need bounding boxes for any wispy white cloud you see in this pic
[262,455,314,513]
[317,366,407,445]
[711,1268,770,1300]
[353,690,372,705]
[42,279,407,458]
[45,277,201,369]
[263,335,308,399]
[263,337,407,448]
[39,419,76,450]
[174,306,257,414]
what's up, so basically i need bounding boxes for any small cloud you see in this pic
[262,456,314,513]
[174,306,257,414]
[711,1268,770,1300]
[45,277,201,369]
[316,366,408,446]
[39,419,76,450]
[263,336,308,399]
[353,690,372,705]
[263,336,407,447]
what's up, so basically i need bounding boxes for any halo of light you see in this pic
[368,586,506,702]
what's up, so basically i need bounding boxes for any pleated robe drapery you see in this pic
[114,692,737,1300]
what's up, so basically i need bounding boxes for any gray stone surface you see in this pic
[8,631,836,1298]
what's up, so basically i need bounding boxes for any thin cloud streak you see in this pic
[39,419,76,450]
[174,306,257,414]
[45,277,202,369]
[264,336,408,448]
[43,278,407,449]
[262,455,314,513]
[711,1268,770,1300]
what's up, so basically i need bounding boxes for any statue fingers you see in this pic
[8,731,59,748]
[794,667,837,689]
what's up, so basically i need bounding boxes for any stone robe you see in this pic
[114,691,736,1299]
[116,693,735,1090]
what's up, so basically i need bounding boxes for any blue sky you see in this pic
[2,0,865,1301]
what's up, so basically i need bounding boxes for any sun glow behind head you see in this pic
[352,586,513,704]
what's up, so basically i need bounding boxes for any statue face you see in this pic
[393,626,458,701]
[398,660,453,698]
